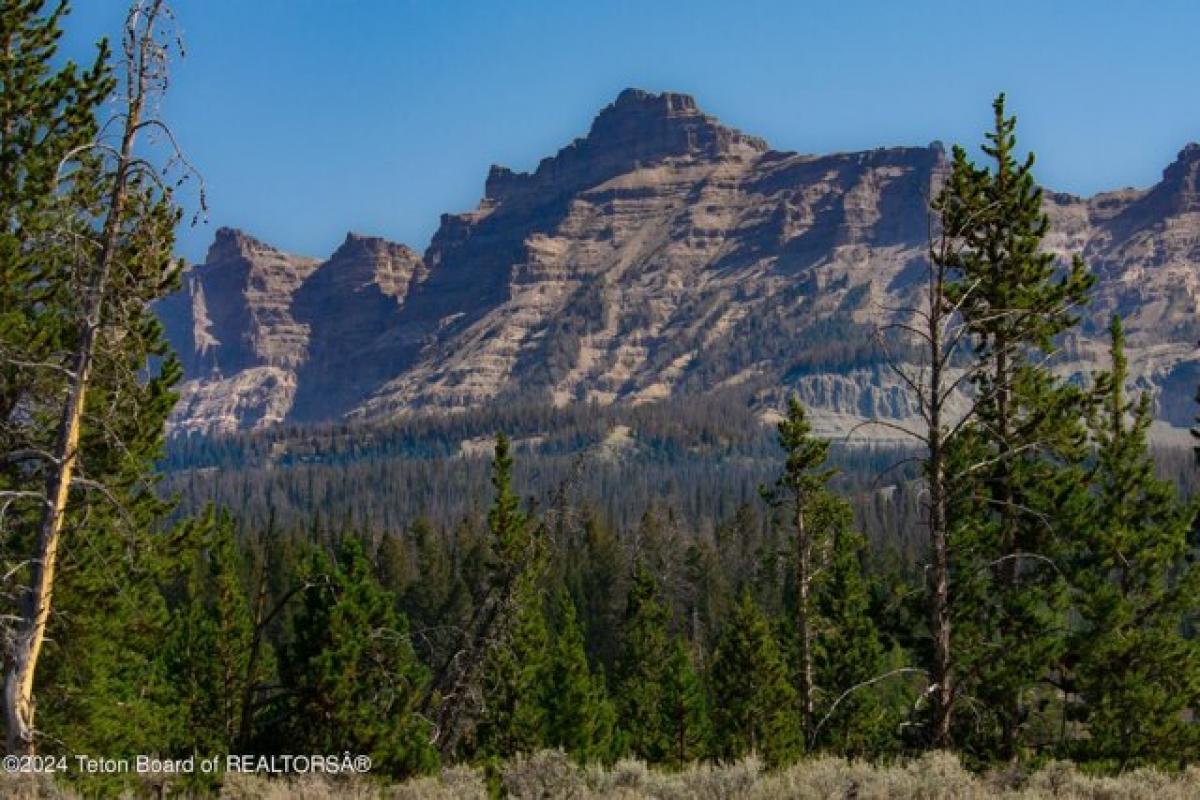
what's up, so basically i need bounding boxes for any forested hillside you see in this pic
[3,2,1200,798]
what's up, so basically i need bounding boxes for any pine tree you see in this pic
[400,516,469,667]
[577,512,626,670]
[1064,317,1200,768]
[763,396,837,742]
[812,509,895,756]
[0,0,211,765]
[708,593,801,767]
[474,571,551,760]
[936,94,1095,759]
[660,636,709,768]
[0,1,110,417]
[373,529,413,596]
[488,432,526,566]
[614,563,674,761]
[543,592,615,763]
[428,433,543,758]
[281,539,437,778]
[164,510,254,757]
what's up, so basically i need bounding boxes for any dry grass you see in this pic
[3,751,1198,799]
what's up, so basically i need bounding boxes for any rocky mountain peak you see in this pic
[584,86,768,161]
[1159,142,1200,213]
[483,88,767,205]
[595,87,702,128]
[1102,142,1200,235]
[309,232,424,299]
[204,226,278,264]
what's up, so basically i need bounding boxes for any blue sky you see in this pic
[60,1,1200,263]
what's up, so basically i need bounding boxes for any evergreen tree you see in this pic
[0,1,207,768]
[812,509,895,756]
[708,593,800,767]
[400,516,469,667]
[373,529,413,597]
[543,592,615,763]
[660,636,709,768]
[280,539,436,778]
[0,0,110,424]
[164,510,254,757]
[614,563,674,761]
[473,571,551,760]
[1064,317,1200,768]
[428,433,543,759]
[577,512,626,670]
[763,396,837,741]
[488,432,527,567]
[936,94,1094,759]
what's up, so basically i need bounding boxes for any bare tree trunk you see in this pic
[927,259,953,748]
[238,540,271,749]
[876,214,973,748]
[795,500,814,741]
[3,1,158,754]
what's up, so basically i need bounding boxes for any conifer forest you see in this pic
[4,2,1200,797]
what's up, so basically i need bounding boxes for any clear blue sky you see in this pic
[60,1,1200,264]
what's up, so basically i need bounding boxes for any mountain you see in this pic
[157,88,1200,440]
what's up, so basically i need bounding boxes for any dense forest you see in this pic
[3,2,1200,797]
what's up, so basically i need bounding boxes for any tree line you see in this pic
[1,1,1199,795]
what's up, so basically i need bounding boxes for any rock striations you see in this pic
[157,90,1200,439]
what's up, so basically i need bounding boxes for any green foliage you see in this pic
[614,564,675,762]
[488,432,527,566]
[400,516,471,668]
[7,9,1200,775]
[935,94,1095,760]
[1064,317,1200,768]
[708,593,800,767]
[164,509,254,756]
[772,396,835,501]
[474,571,551,760]
[543,593,615,764]
[575,513,626,670]
[813,516,899,757]
[0,1,199,780]
[277,539,437,779]
[660,636,710,768]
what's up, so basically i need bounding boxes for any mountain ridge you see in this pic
[157,89,1200,439]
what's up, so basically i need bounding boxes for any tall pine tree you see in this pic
[0,0,203,762]
[473,571,551,760]
[936,94,1094,760]
[763,396,836,742]
[164,509,254,757]
[812,510,895,757]
[660,636,709,768]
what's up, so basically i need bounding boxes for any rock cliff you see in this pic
[158,90,1200,440]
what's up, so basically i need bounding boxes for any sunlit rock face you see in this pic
[156,90,1200,440]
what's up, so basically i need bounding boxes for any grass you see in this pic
[4,750,1198,799]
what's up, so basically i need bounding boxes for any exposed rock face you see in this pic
[156,90,1200,439]
[290,233,426,421]
[164,228,319,435]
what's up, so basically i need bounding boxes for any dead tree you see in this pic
[865,201,992,748]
